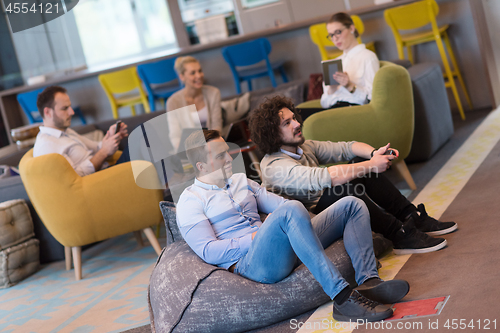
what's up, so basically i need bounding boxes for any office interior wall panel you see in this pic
[288,0,346,22]
[349,0,375,10]
[235,1,293,34]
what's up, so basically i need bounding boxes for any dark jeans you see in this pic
[313,158,416,242]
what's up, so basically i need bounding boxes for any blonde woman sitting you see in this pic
[167,56,223,152]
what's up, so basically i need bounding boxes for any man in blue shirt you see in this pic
[177,129,410,322]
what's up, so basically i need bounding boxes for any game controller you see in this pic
[384,149,395,156]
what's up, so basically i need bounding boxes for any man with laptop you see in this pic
[33,86,129,176]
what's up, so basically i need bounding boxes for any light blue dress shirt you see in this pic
[176,173,288,269]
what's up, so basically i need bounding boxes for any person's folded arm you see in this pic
[180,219,252,266]
[247,178,288,214]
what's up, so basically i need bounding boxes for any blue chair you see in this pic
[222,38,289,94]
[137,58,183,112]
[17,88,87,124]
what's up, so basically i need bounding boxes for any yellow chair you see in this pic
[19,150,164,280]
[384,0,472,120]
[309,15,376,61]
[98,67,151,119]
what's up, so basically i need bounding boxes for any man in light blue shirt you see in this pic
[176,129,410,323]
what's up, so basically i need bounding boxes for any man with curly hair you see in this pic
[249,95,457,255]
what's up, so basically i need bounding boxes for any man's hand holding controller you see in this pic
[370,143,398,173]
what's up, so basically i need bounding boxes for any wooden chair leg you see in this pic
[130,104,137,116]
[394,160,416,190]
[72,247,82,281]
[143,227,162,255]
[134,231,144,247]
[65,246,72,271]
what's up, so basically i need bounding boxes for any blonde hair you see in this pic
[174,56,199,75]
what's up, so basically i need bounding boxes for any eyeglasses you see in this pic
[326,28,347,40]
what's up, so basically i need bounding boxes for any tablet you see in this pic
[321,59,343,85]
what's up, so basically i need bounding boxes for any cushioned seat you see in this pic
[298,61,417,190]
[19,150,164,280]
[148,202,391,332]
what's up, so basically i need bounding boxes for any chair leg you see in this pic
[406,45,414,65]
[65,246,72,271]
[130,104,137,116]
[396,42,405,61]
[73,106,87,125]
[247,79,253,92]
[443,32,473,110]
[393,160,416,190]
[279,66,288,83]
[435,34,466,120]
[268,70,278,88]
[134,231,144,247]
[149,97,156,112]
[111,104,119,120]
[143,227,162,255]
[72,246,82,281]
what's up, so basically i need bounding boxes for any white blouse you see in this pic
[196,104,208,128]
[320,44,379,108]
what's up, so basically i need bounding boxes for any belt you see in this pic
[228,263,236,273]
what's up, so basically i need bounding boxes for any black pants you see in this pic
[313,158,416,242]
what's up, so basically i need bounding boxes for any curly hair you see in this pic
[249,95,302,155]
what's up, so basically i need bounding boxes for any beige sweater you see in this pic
[260,140,356,210]
[166,85,223,151]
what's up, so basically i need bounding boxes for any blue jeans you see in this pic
[233,197,379,299]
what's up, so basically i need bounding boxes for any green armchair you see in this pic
[298,61,416,189]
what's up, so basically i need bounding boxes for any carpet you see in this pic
[0,232,162,333]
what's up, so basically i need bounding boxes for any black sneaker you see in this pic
[356,278,409,304]
[392,218,447,255]
[333,290,393,322]
[410,204,458,236]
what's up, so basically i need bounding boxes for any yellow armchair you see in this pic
[298,61,416,190]
[19,149,164,280]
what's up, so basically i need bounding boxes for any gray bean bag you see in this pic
[149,201,391,333]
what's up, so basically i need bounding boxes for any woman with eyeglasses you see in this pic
[320,12,379,110]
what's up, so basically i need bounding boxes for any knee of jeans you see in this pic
[338,196,367,214]
[283,200,309,217]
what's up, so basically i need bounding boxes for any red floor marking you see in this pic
[387,296,448,320]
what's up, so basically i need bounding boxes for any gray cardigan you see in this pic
[166,85,223,151]
[260,140,356,210]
